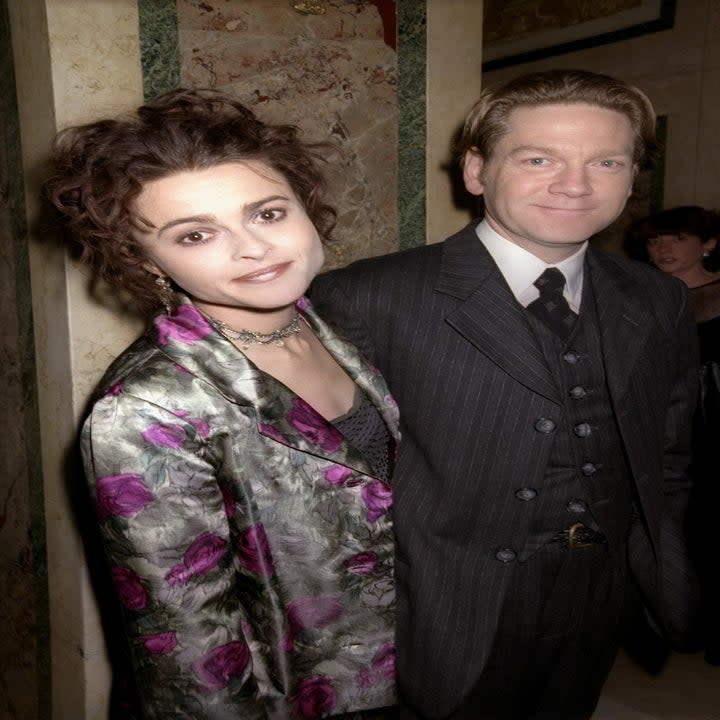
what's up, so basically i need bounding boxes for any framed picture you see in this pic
[483,0,676,71]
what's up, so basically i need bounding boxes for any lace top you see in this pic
[333,390,392,482]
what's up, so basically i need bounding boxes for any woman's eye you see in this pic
[255,208,286,223]
[178,230,210,245]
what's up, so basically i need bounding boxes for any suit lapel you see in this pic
[150,297,393,478]
[439,225,561,404]
[586,249,653,405]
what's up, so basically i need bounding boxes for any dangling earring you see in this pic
[154,275,174,316]
[703,251,710,258]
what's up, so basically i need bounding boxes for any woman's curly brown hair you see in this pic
[46,88,337,315]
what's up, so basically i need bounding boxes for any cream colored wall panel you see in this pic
[426,0,484,244]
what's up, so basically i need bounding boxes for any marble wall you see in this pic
[172,0,398,267]
[0,1,48,717]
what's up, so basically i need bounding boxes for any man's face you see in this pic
[464,103,636,263]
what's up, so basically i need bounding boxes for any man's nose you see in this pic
[549,165,591,196]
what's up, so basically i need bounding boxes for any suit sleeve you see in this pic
[628,282,701,647]
[658,284,701,643]
[82,392,267,719]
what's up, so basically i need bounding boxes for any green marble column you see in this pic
[397,0,426,249]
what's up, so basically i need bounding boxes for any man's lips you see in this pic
[234,262,290,283]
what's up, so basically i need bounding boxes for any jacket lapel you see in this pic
[439,224,561,404]
[586,249,653,405]
[149,297,396,478]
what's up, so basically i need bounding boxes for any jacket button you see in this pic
[567,499,587,513]
[581,462,598,476]
[569,385,587,399]
[535,418,556,433]
[574,422,592,438]
[515,488,538,501]
[495,548,517,563]
[562,350,580,364]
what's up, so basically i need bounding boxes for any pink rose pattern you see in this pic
[165,532,228,586]
[344,551,378,575]
[361,480,393,522]
[323,464,353,486]
[192,640,251,691]
[284,596,345,652]
[141,631,177,655]
[287,397,343,453]
[156,304,213,346]
[85,297,397,713]
[237,523,275,578]
[290,675,336,719]
[142,423,186,449]
[259,423,286,444]
[356,643,396,689]
[112,565,147,611]
[96,473,155,521]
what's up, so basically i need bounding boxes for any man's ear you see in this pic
[463,149,485,196]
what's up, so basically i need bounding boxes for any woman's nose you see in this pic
[231,229,271,260]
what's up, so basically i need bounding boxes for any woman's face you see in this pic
[132,161,325,321]
[646,231,715,277]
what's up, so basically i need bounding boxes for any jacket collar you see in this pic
[147,295,399,477]
[436,222,652,404]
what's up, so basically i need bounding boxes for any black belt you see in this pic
[552,522,607,549]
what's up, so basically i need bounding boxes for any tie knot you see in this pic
[534,267,566,296]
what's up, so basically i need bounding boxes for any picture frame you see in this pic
[483,0,676,71]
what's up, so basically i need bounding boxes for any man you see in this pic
[311,70,699,719]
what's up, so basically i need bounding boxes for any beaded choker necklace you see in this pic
[207,312,301,349]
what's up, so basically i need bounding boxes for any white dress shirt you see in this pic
[475,220,587,313]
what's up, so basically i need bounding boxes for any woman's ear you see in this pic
[704,237,717,253]
[142,260,164,278]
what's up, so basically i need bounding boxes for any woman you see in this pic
[626,205,720,665]
[47,89,399,718]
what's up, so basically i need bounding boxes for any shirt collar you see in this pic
[475,219,587,311]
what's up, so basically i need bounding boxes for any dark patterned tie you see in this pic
[526,267,578,339]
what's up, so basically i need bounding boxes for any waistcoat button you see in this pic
[495,548,517,563]
[515,488,538,501]
[581,462,598,476]
[535,418,556,433]
[569,385,587,399]
[574,422,592,438]
[567,499,587,513]
[562,350,580,364]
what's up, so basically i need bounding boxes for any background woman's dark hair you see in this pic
[46,88,337,314]
[624,205,720,268]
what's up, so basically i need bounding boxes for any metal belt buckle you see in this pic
[567,522,592,549]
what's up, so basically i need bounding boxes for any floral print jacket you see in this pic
[81,296,400,719]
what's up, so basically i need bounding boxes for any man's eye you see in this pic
[528,158,547,165]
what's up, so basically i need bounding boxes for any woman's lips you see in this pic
[234,262,290,283]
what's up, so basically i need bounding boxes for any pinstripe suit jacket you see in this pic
[310,221,699,718]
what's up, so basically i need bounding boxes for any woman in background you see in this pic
[626,205,720,666]
[47,89,398,718]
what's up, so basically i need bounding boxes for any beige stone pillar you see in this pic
[7,0,144,716]
[426,0,484,243]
